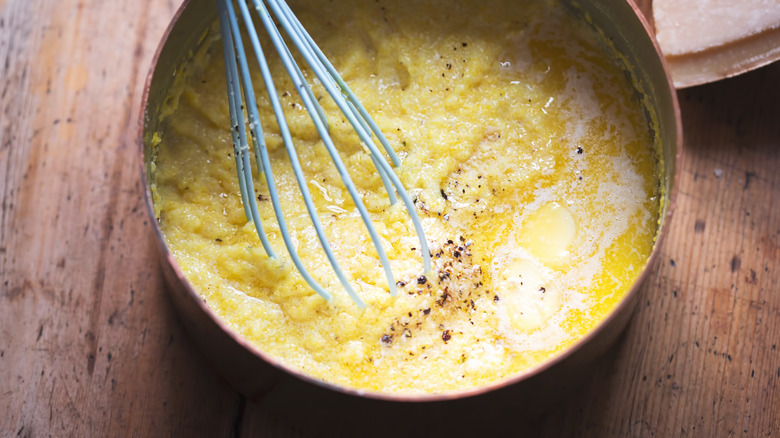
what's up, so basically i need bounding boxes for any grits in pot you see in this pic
[151,0,662,394]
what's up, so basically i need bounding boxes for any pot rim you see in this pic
[137,0,683,403]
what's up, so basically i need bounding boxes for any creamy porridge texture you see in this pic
[152,0,661,394]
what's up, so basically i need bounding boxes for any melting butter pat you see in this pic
[519,202,576,268]
[496,254,561,332]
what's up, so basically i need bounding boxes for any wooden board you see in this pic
[1,0,778,436]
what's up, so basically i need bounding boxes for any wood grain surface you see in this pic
[1,0,778,436]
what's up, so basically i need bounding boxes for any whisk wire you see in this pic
[263,0,432,274]
[218,0,432,305]
[271,0,399,164]
[262,0,398,206]
[218,0,277,260]
[250,0,398,299]
[240,0,373,305]
[228,0,351,303]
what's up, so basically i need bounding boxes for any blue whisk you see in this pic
[216,0,431,307]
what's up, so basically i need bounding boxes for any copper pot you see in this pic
[138,0,681,432]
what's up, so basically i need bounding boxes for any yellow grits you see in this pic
[153,0,661,394]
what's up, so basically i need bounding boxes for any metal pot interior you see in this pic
[140,0,680,407]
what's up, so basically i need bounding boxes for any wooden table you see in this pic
[1,1,778,436]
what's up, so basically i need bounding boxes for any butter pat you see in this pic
[495,255,561,332]
[518,202,576,268]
